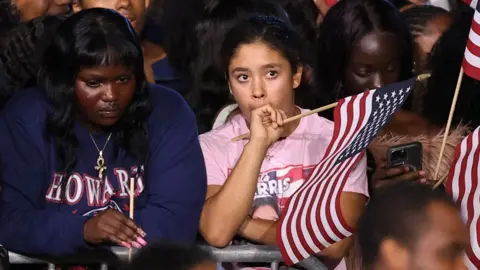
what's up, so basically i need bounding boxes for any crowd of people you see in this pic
[0,0,476,269]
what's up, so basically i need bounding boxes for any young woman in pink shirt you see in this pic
[199,15,369,269]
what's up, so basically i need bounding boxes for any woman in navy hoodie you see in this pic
[0,8,207,256]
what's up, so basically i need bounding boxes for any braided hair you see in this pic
[402,5,449,40]
[0,16,65,109]
[0,0,20,38]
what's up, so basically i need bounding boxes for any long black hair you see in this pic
[161,0,290,133]
[315,0,413,119]
[221,15,316,110]
[38,8,151,173]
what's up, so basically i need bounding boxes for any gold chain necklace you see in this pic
[89,133,113,179]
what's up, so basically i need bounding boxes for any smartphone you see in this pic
[386,141,423,171]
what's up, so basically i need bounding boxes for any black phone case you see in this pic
[386,141,423,171]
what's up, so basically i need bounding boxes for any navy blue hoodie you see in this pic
[0,84,207,256]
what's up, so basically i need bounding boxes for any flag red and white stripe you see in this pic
[277,78,414,265]
[463,1,480,80]
[464,0,478,9]
[445,127,480,269]
[277,93,369,265]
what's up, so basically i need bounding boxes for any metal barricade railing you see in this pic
[7,245,328,270]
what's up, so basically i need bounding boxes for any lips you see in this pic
[120,14,137,27]
[98,109,121,118]
[127,18,136,27]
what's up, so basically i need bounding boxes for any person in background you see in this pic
[0,15,65,109]
[199,15,368,269]
[280,0,319,52]
[140,0,186,95]
[0,0,69,29]
[402,5,452,118]
[315,0,414,112]
[421,3,480,130]
[402,5,452,76]
[314,0,429,190]
[160,0,297,134]
[382,4,478,187]
[71,0,174,89]
[0,8,206,256]
[127,242,217,270]
[357,182,467,270]
[0,0,69,110]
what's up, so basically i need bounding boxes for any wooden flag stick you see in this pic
[433,68,464,189]
[231,102,338,142]
[128,177,135,261]
[232,73,431,142]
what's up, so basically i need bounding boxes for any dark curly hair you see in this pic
[0,15,64,109]
[421,3,480,129]
[315,0,413,120]
[38,8,151,173]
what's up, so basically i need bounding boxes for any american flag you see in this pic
[445,126,480,269]
[463,0,480,80]
[464,0,478,9]
[277,78,416,265]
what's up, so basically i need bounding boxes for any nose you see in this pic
[116,0,132,9]
[251,78,266,99]
[371,73,385,89]
[47,0,71,15]
[102,84,118,103]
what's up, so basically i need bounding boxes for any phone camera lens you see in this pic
[392,149,407,163]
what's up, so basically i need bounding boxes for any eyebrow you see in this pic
[231,64,282,73]
[352,57,400,66]
[440,242,467,255]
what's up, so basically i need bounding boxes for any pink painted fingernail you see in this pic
[132,241,141,249]
[420,178,427,183]
[419,171,426,176]
[121,241,131,248]
[137,237,147,246]
[138,229,147,237]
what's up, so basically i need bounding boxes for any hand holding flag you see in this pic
[278,77,416,265]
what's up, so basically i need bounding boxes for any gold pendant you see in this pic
[94,150,107,179]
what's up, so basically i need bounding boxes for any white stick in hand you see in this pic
[128,177,135,261]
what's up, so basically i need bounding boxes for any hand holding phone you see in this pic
[373,141,427,188]
[386,141,423,171]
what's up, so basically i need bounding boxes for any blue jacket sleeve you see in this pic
[134,94,207,244]
[0,113,89,256]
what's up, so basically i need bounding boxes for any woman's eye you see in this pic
[266,71,278,78]
[356,68,370,77]
[86,81,101,88]
[117,76,131,84]
[237,74,249,82]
